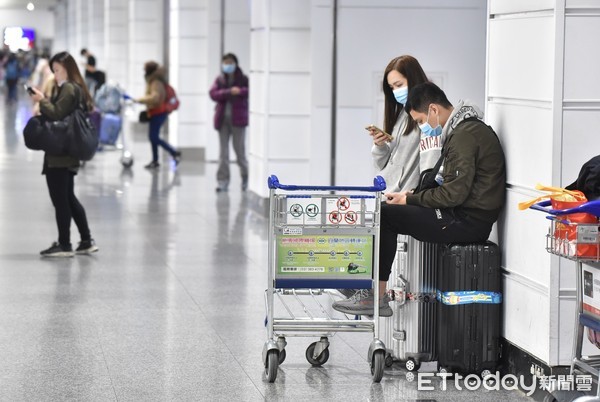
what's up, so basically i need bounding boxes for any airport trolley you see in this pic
[262,175,387,383]
[532,200,600,395]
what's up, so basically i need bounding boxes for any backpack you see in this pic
[566,155,600,201]
[164,83,179,113]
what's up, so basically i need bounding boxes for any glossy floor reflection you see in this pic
[0,89,533,401]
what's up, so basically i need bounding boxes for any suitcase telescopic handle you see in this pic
[530,199,600,218]
[267,175,387,192]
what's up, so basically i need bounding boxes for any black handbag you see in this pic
[49,85,99,161]
[139,110,149,123]
[23,115,68,155]
[24,85,99,160]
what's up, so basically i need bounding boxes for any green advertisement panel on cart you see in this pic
[276,234,373,280]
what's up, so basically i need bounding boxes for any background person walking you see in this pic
[136,61,181,169]
[209,53,249,192]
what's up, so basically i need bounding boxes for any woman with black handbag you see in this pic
[29,52,99,257]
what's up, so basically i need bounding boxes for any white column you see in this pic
[128,0,164,101]
[68,0,87,59]
[486,0,600,366]
[169,0,210,154]
[205,0,251,161]
[249,0,312,197]
[53,2,68,53]
[104,0,129,88]
[88,0,105,70]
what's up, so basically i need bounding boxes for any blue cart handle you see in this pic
[530,199,600,218]
[268,175,386,192]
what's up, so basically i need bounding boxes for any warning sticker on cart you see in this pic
[285,199,322,225]
[325,197,363,225]
[583,265,600,320]
[276,234,373,279]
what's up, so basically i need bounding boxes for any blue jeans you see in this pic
[148,113,176,162]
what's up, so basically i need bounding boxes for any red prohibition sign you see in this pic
[329,210,342,224]
[344,210,357,224]
[337,197,350,211]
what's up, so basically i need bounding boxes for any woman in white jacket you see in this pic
[369,55,445,192]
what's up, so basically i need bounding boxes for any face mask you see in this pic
[419,106,443,137]
[393,87,408,105]
[222,63,236,74]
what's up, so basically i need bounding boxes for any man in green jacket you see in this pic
[333,82,506,316]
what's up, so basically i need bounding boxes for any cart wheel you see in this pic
[278,349,287,364]
[405,371,415,382]
[384,353,394,368]
[371,350,385,383]
[405,358,420,372]
[265,350,279,383]
[481,369,492,379]
[305,342,330,366]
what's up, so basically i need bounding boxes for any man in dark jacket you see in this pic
[209,53,249,192]
[333,82,506,316]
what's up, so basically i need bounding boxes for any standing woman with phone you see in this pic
[368,55,444,192]
[209,53,249,192]
[28,51,99,257]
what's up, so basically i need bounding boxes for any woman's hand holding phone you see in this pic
[365,124,392,146]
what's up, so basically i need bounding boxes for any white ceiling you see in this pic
[0,0,58,10]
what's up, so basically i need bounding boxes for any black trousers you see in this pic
[45,168,91,247]
[379,203,492,281]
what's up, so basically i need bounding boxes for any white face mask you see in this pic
[393,87,408,105]
[418,106,443,137]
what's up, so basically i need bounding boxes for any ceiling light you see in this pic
[27,2,35,11]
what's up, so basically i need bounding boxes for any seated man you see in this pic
[333,82,506,316]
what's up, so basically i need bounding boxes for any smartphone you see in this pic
[24,84,35,95]
[365,124,393,141]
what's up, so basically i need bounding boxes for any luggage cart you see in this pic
[531,200,600,395]
[262,175,387,383]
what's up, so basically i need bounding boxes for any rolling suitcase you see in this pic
[437,241,502,375]
[382,235,438,372]
[99,113,122,145]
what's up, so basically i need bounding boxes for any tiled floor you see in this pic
[0,89,534,401]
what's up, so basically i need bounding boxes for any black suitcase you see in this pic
[437,241,502,375]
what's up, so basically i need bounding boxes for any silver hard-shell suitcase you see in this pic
[381,235,438,372]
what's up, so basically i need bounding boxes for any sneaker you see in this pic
[332,289,393,317]
[76,239,99,254]
[144,161,160,169]
[40,242,74,258]
[173,151,182,166]
[215,182,229,192]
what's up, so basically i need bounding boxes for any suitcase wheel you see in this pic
[405,358,420,372]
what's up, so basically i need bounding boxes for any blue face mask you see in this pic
[419,107,443,137]
[393,87,408,105]
[222,63,236,74]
